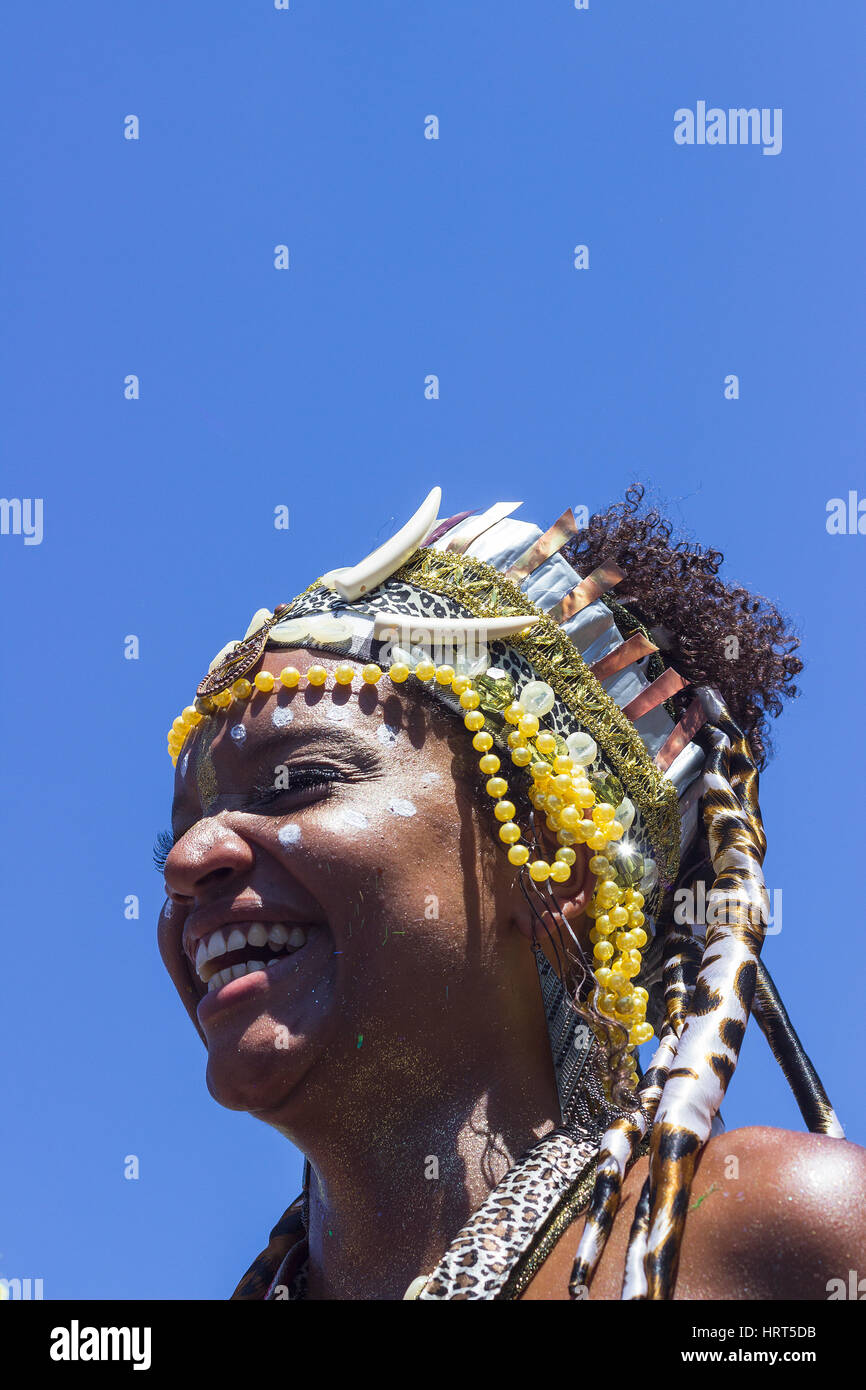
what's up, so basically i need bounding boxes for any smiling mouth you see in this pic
[193,921,310,993]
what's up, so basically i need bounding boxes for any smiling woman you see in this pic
[156,488,866,1301]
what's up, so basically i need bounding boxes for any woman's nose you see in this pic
[164,816,256,902]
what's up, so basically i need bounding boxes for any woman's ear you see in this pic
[513,814,593,958]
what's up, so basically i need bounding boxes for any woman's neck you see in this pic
[300,1068,560,1300]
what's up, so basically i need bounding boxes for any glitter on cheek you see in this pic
[272,706,294,728]
[278,824,302,847]
[230,724,247,744]
[388,798,417,818]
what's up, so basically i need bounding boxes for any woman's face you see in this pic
[158,648,591,1125]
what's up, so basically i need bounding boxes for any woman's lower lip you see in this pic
[196,950,307,1025]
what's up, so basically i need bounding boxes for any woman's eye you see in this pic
[250,767,344,808]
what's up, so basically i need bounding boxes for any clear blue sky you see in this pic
[1,2,862,1298]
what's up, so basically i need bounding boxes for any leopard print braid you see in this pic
[567,933,699,1296]
[639,704,769,1300]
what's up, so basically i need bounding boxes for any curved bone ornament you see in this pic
[320,486,442,601]
[371,612,542,641]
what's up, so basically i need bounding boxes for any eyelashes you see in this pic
[153,829,175,873]
[249,766,344,808]
[153,766,345,871]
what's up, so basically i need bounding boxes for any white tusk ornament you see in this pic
[320,486,442,601]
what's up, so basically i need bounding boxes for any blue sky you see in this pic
[1,2,863,1298]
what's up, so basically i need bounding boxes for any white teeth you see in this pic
[247,922,268,947]
[227,928,247,953]
[206,929,227,960]
[196,941,207,973]
[287,927,307,949]
[247,960,266,974]
[231,963,246,980]
[268,924,290,946]
[208,975,220,992]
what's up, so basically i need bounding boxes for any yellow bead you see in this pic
[486,776,508,798]
[511,746,532,767]
[388,662,410,683]
[362,663,382,684]
[518,714,539,738]
[588,855,610,876]
[595,914,613,936]
[631,891,645,909]
[594,966,612,987]
[629,910,646,928]
[213,689,233,708]
[552,774,571,796]
[459,688,480,709]
[464,710,485,731]
[172,716,186,735]
[558,805,580,830]
[535,732,556,755]
[334,663,355,685]
[279,666,301,688]
[631,927,648,948]
[508,844,530,866]
[552,755,573,774]
[528,860,551,882]
[606,821,625,840]
[610,905,629,928]
[232,678,252,700]
[545,815,560,832]
[434,664,455,685]
[451,674,471,695]
[587,831,608,851]
[555,847,577,865]
[415,660,435,682]
[575,787,596,808]
[636,1023,654,1045]
[504,702,524,725]
[478,754,501,775]
[529,763,550,782]
[181,706,202,727]
[507,730,526,749]
[253,670,275,693]
[307,665,328,686]
[592,802,615,825]
[499,821,521,844]
[550,860,571,884]
[472,731,493,752]
[593,940,614,962]
[494,800,516,822]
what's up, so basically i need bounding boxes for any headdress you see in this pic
[167,487,844,1299]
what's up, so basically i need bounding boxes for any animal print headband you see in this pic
[165,487,844,1298]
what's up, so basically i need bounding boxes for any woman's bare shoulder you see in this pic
[521,1126,866,1301]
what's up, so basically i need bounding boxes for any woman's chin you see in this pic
[203,1013,323,1114]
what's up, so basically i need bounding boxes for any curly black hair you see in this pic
[563,485,802,769]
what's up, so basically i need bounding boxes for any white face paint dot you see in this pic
[163,898,173,919]
[278,824,302,846]
[377,723,399,746]
[388,798,417,818]
[180,751,190,777]
[272,706,294,728]
[419,771,440,787]
[326,703,347,721]
[230,723,247,744]
[340,809,369,831]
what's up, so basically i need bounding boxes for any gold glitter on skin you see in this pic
[193,716,220,814]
